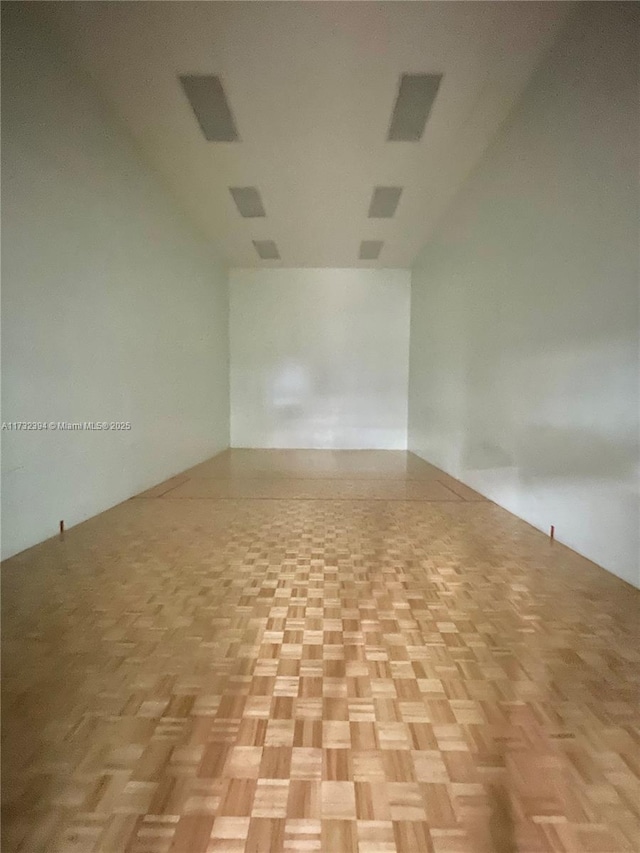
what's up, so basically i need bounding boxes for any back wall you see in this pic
[230,268,410,449]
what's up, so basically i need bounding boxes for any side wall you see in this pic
[408,4,640,587]
[1,5,230,559]
[230,268,411,449]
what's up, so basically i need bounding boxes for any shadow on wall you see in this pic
[263,362,407,449]
[462,428,636,480]
[270,361,312,414]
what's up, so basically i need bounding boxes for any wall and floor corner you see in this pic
[1,4,230,561]
[408,3,640,588]
[229,268,411,450]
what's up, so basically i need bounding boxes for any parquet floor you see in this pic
[2,449,639,853]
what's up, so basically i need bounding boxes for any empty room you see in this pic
[1,2,639,852]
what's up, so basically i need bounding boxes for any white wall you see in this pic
[408,4,640,587]
[1,4,230,560]
[230,269,411,449]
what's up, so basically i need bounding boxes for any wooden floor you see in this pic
[2,449,639,853]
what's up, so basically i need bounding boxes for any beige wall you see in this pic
[1,5,230,559]
[230,268,411,449]
[408,4,640,587]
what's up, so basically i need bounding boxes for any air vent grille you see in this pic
[253,240,280,260]
[368,186,403,218]
[179,75,240,142]
[359,240,383,260]
[388,74,442,142]
[230,187,266,218]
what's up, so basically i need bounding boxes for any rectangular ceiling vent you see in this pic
[253,240,280,260]
[179,75,239,142]
[387,73,442,142]
[368,186,403,218]
[230,187,266,218]
[359,240,383,260]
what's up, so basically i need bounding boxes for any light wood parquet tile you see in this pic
[2,449,640,852]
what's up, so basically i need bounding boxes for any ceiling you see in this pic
[46,1,571,268]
